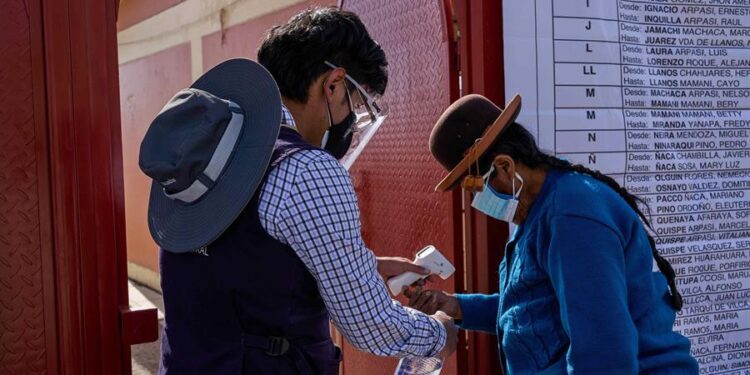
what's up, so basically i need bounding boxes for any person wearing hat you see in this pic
[405,94,699,374]
[140,8,455,375]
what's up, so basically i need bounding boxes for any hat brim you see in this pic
[435,94,522,192]
[146,59,281,252]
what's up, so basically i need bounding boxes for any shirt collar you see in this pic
[280,104,296,129]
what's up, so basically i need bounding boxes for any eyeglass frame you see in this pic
[324,61,385,124]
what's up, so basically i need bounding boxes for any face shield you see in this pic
[324,61,389,169]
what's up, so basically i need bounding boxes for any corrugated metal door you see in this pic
[453,0,507,373]
[0,0,156,373]
[0,0,59,372]
[337,1,462,374]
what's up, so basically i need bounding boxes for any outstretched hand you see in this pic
[404,288,463,320]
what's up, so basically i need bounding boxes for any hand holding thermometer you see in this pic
[387,246,455,296]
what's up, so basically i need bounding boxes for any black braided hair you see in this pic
[481,122,683,310]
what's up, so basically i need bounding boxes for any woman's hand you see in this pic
[404,288,463,320]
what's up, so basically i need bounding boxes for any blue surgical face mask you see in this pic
[471,166,524,222]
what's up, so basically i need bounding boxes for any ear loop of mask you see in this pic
[321,73,338,148]
[483,163,523,200]
[321,116,331,148]
[483,165,495,186]
[512,171,523,199]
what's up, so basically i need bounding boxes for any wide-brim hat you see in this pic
[140,59,281,252]
[430,94,521,192]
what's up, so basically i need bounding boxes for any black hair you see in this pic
[484,122,683,310]
[257,7,388,103]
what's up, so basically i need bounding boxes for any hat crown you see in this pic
[429,94,502,172]
[139,88,235,195]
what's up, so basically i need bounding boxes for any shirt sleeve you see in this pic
[259,151,446,357]
[542,214,639,374]
[454,293,499,334]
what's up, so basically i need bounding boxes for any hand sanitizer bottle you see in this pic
[394,357,443,375]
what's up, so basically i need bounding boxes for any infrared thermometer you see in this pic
[387,246,455,296]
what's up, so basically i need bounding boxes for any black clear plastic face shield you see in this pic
[324,61,389,169]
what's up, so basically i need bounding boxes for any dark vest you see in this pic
[158,127,341,375]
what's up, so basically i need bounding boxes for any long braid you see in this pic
[488,123,683,310]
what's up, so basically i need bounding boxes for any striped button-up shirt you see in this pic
[256,106,446,357]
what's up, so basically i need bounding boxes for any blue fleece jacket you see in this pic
[456,169,699,375]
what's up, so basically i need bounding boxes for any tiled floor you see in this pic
[129,280,164,375]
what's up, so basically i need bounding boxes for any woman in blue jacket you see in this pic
[408,94,699,374]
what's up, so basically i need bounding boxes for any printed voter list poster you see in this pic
[504,1,750,373]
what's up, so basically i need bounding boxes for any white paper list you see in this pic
[504,1,750,373]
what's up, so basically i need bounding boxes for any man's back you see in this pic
[159,128,340,375]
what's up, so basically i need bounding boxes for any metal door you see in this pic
[453,0,508,373]
[0,0,157,374]
[337,1,462,374]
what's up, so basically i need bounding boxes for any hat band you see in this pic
[166,102,244,203]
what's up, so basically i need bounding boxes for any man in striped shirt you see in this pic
[255,6,457,362]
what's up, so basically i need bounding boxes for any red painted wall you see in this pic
[120,44,192,273]
[202,0,335,70]
[117,0,184,31]
[121,2,334,276]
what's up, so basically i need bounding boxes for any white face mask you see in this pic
[471,166,524,223]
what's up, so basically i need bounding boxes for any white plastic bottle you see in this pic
[394,357,443,375]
